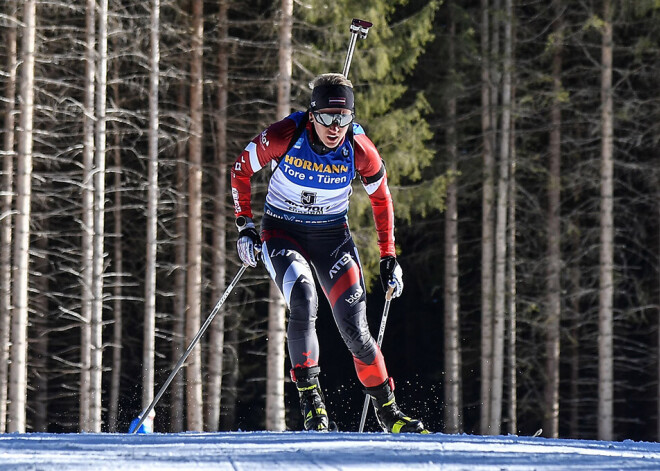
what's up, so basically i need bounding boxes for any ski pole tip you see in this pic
[128,411,156,434]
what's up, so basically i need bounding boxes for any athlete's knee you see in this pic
[287,278,318,341]
[346,331,377,361]
[288,278,317,319]
[335,302,375,359]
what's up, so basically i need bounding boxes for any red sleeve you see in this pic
[231,117,299,219]
[354,133,396,258]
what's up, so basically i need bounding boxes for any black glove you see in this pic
[236,216,261,267]
[379,256,403,298]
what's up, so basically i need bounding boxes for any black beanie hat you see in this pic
[310,84,354,111]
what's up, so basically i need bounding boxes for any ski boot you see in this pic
[292,366,331,431]
[366,378,428,433]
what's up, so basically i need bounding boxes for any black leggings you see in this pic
[260,214,389,387]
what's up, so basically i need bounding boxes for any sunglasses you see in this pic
[312,111,354,128]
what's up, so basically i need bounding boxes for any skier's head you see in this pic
[309,73,354,149]
[310,73,354,113]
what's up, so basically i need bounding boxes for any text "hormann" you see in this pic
[284,155,348,174]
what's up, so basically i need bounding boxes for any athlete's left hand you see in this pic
[379,256,403,298]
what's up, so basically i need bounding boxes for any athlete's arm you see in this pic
[231,117,299,218]
[354,132,396,258]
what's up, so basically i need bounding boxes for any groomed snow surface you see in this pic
[1,431,660,470]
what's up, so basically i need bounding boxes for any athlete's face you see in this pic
[310,108,352,149]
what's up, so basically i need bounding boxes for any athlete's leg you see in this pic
[262,220,332,431]
[261,225,320,369]
[311,224,389,388]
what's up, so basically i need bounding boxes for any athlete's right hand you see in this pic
[236,216,261,267]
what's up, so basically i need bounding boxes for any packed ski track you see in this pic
[1,431,660,470]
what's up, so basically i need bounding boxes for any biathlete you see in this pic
[231,73,425,433]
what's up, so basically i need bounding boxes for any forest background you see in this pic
[1,0,659,443]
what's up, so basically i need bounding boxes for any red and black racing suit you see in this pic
[231,111,395,388]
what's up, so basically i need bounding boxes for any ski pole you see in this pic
[358,283,395,432]
[131,262,249,434]
[342,18,372,78]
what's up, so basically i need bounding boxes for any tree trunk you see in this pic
[490,0,501,159]
[8,0,36,433]
[89,0,109,433]
[107,47,123,434]
[267,283,287,431]
[443,7,462,435]
[186,0,204,431]
[490,0,512,435]
[277,0,293,118]
[142,0,160,415]
[170,81,187,432]
[221,320,239,430]
[569,260,581,438]
[79,0,96,432]
[544,0,563,439]
[507,102,517,436]
[207,0,229,432]
[598,0,614,442]
[0,0,18,434]
[568,131,585,439]
[265,0,293,432]
[479,0,495,436]
[31,232,49,432]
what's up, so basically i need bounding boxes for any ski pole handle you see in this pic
[342,19,372,78]
[385,284,394,302]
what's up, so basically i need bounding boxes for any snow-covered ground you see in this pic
[1,431,660,470]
